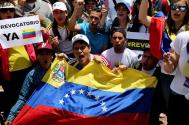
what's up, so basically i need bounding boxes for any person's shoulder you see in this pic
[102,47,113,54]
[92,54,112,69]
[124,48,137,55]
[68,58,78,66]
[174,31,189,45]
[39,0,51,4]
[26,67,36,77]
[177,31,189,38]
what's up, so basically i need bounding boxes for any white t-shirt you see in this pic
[102,47,138,68]
[170,31,189,98]
[49,26,72,54]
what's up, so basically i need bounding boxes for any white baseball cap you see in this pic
[72,34,90,45]
[52,2,67,11]
[0,2,15,9]
[116,0,132,13]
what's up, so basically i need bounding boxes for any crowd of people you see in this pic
[0,0,189,125]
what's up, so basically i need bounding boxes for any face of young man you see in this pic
[89,11,101,27]
[141,50,158,70]
[73,41,91,66]
[53,9,67,26]
[111,31,127,53]
[37,50,54,71]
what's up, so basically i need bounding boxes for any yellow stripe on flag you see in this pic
[22,28,35,33]
[42,58,78,88]
[42,59,157,92]
[68,61,157,93]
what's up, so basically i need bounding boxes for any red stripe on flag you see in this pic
[23,34,36,39]
[13,105,150,125]
[149,17,165,59]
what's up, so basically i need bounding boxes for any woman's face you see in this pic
[0,8,15,19]
[116,5,129,20]
[170,0,188,23]
[53,9,67,25]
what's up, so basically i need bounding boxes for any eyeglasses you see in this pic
[170,4,188,12]
[0,8,15,13]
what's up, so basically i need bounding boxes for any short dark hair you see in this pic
[111,27,127,38]
[85,0,97,4]
[89,8,102,18]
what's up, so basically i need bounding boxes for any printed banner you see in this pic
[0,15,43,48]
[127,32,150,51]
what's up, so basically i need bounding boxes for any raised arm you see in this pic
[67,0,84,32]
[138,0,152,27]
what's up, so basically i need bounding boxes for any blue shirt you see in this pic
[7,65,46,122]
[79,22,109,54]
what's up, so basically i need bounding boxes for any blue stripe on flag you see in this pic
[27,82,154,116]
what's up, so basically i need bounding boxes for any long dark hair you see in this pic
[52,16,73,40]
[52,14,69,40]
[167,1,189,34]
[128,0,153,32]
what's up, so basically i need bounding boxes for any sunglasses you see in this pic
[170,4,188,12]
[0,8,15,13]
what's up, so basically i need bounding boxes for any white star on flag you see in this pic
[59,99,64,105]
[102,106,108,112]
[79,89,84,94]
[87,92,92,96]
[100,101,106,106]
[64,94,69,98]
[95,96,100,101]
[71,90,76,95]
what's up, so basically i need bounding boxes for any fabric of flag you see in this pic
[22,28,36,39]
[12,59,157,125]
[150,17,165,59]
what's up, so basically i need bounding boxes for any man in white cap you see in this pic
[69,34,111,70]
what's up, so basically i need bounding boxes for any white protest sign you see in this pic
[0,15,43,49]
[127,32,150,55]
[127,32,150,50]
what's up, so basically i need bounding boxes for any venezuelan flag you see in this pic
[12,59,157,125]
[22,28,36,39]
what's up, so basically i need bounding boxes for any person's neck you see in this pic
[58,22,65,27]
[114,48,124,53]
[90,25,97,33]
[142,67,156,76]
[119,19,128,28]
[175,20,184,31]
